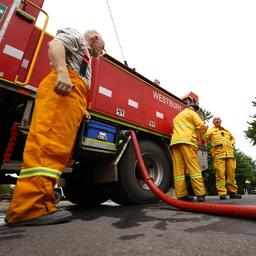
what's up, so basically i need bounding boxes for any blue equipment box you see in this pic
[85,120,116,143]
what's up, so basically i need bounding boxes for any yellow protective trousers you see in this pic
[171,144,206,199]
[213,157,238,196]
[6,68,88,223]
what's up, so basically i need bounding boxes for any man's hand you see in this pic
[83,110,91,123]
[54,81,73,96]
[54,71,73,96]
[201,142,207,149]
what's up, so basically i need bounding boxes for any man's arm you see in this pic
[229,130,236,145]
[190,111,207,146]
[48,41,73,96]
[192,111,207,135]
[205,128,212,144]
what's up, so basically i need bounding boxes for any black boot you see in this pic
[197,195,206,202]
[178,195,194,202]
[219,195,227,200]
[6,210,73,227]
[229,193,242,199]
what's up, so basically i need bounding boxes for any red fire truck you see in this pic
[0,0,207,206]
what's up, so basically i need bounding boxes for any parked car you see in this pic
[250,188,256,194]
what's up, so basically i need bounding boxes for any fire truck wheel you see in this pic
[54,188,62,204]
[109,140,172,205]
[63,163,109,207]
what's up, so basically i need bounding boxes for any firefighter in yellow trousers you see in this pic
[5,28,105,226]
[170,102,207,202]
[206,116,241,200]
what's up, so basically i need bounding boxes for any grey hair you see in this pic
[84,30,102,40]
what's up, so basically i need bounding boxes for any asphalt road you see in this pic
[0,195,256,256]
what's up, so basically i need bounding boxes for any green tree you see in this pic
[244,98,256,146]
[199,107,213,123]
[235,149,256,193]
[0,184,12,198]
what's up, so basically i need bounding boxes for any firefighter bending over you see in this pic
[170,102,207,202]
[5,28,105,226]
[206,116,241,200]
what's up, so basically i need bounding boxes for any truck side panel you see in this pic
[89,57,141,125]
[88,57,184,136]
[141,85,183,135]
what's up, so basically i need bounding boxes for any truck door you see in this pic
[0,0,44,83]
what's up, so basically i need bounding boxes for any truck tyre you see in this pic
[54,188,62,204]
[108,140,172,205]
[63,163,109,207]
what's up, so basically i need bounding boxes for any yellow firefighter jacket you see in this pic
[170,108,207,148]
[206,126,235,159]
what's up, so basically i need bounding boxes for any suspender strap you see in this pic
[80,49,90,76]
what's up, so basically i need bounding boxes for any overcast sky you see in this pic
[38,0,256,160]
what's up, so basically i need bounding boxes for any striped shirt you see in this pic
[52,28,92,87]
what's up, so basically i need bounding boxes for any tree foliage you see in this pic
[199,107,213,123]
[235,149,256,193]
[244,98,256,146]
[0,185,13,198]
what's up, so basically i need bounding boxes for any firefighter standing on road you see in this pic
[5,28,105,226]
[170,102,207,202]
[206,116,241,200]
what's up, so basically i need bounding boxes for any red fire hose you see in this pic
[130,130,256,219]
